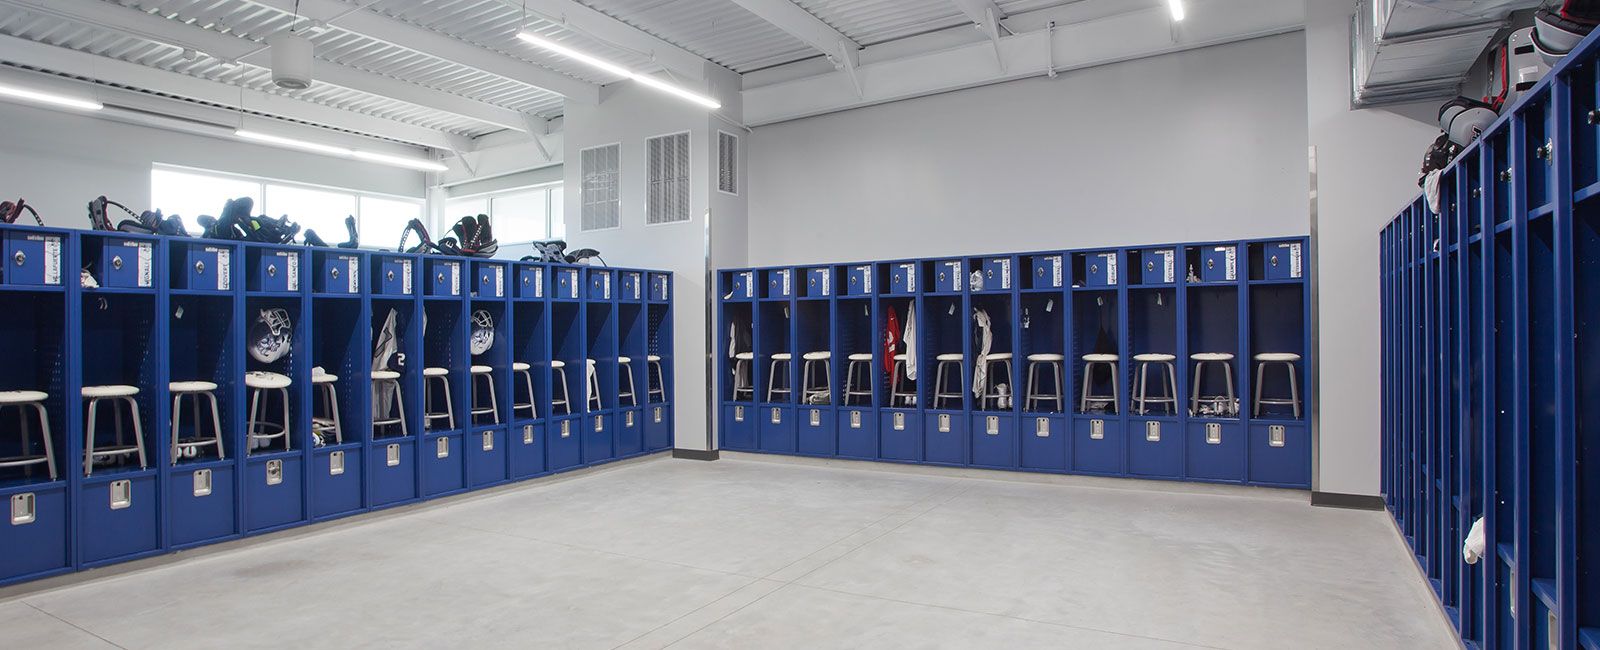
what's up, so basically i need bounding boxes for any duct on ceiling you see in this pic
[1351,0,1542,107]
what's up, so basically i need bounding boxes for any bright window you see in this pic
[150,168,262,235]
[150,165,422,250]
[264,184,355,246]
[444,183,563,244]
[360,196,423,251]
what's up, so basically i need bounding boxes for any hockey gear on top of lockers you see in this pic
[1418,133,1461,187]
[469,309,495,355]
[0,198,43,226]
[1437,98,1497,148]
[197,197,301,244]
[248,307,293,364]
[398,218,437,254]
[1534,2,1600,67]
[441,214,498,258]
[523,240,568,263]
[1484,27,1550,113]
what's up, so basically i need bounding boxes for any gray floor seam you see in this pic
[419,516,769,581]
[659,582,795,649]
[23,601,130,650]
[604,576,767,650]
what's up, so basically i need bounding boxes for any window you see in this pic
[442,184,562,244]
[718,130,739,196]
[150,165,422,250]
[580,143,620,231]
[646,132,690,225]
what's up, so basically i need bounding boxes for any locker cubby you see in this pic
[474,261,507,299]
[618,270,642,302]
[467,426,508,488]
[422,300,464,432]
[796,404,834,457]
[1526,219,1558,589]
[516,264,545,299]
[722,269,755,300]
[552,266,581,301]
[2,227,66,287]
[762,268,793,299]
[244,246,303,294]
[1127,288,1177,416]
[970,256,1013,293]
[801,266,835,298]
[585,300,617,414]
[1024,253,1064,290]
[242,297,305,455]
[372,254,414,296]
[646,302,671,407]
[549,302,583,468]
[426,258,465,297]
[1129,418,1181,478]
[645,403,671,451]
[794,299,832,405]
[882,261,917,295]
[618,302,647,411]
[1248,241,1305,282]
[756,301,794,405]
[720,301,753,403]
[924,411,967,466]
[1128,247,1176,286]
[369,299,419,439]
[1577,199,1600,638]
[305,297,361,447]
[583,411,614,463]
[1247,285,1306,420]
[0,292,66,487]
[170,241,235,292]
[969,294,1013,413]
[511,300,550,423]
[1489,128,1513,228]
[167,294,237,464]
[877,297,915,407]
[1491,231,1517,617]
[1017,293,1065,413]
[470,301,509,426]
[80,293,159,475]
[843,263,873,296]
[312,250,361,296]
[1520,97,1554,213]
[1184,244,1238,284]
[1073,251,1119,288]
[836,299,873,407]
[923,259,965,294]
[1071,289,1118,415]
[1185,286,1240,419]
[921,295,966,411]
[82,234,156,290]
[616,404,643,457]
[586,267,613,301]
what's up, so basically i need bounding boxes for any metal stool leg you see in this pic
[1079,363,1091,412]
[556,368,572,415]
[443,378,455,430]
[1190,362,1203,415]
[1223,362,1235,417]
[1253,362,1266,417]
[125,396,147,470]
[486,375,500,424]
[170,392,184,464]
[247,388,263,450]
[33,402,55,481]
[278,387,292,451]
[650,360,665,401]
[206,391,226,456]
[1052,362,1064,412]
[1136,362,1148,415]
[1288,363,1300,418]
[84,398,97,477]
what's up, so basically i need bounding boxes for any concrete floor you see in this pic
[4,455,1456,649]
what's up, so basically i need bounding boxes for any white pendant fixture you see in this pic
[235,129,448,172]
[0,81,102,112]
[1167,0,1185,22]
[516,31,720,109]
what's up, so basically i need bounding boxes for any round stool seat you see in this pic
[734,352,754,361]
[1134,353,1176,362]
[169,381,219,393]
[371,370,400,380]
[893,353,909,361]
[312,372,338,384]
[0,390,48,404]
[935,353,964,362]
[1081,353,1119,363]
[847,353,873,361]
[803,351,831,361]
[618,356,632,364]
[1254,352,1302,362]
[647,355,661,362]
[245,372,292,389]
[423,367,449,377]
[551,360,567,369]
[82,384,139,399]
[1027,353,1065,362]
[1191,352,1235,362]
[471,365,493,374]
[771,353,793,361]
[513,362,531,371]
[986,352,1013,361]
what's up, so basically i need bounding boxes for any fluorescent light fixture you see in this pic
[0,81,102,112]
[1167,0,1185,21]
[516,30,721,110]
[235,129,449,172]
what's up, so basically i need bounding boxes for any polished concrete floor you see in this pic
[4,455,1456,649]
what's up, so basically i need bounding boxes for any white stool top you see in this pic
[170,381,219,393]
[986,352,1013,361]
[551,360,567,369]
[423,367,449,377]
[1133,353,1176,362]
[893,353,909,361]
[647,355,661,362]
[471,365,493,374]
[312,372,338,384]
[1191,352,1235,362]
[371,370,401,380]
[82,384,139,399]
[618,356,632,364]
[847,353,873,361]
[734,352,754,360]
[1027,353,1065,362]
[803,351,831,361]
[1255,352,1302,362]
[0,390,48,404]
[1081,353,1119,362]
[586,359,597,366]
[513,362,531,371]
[771,352,793,361]
[935,353,964,362]
[245,372,292,389]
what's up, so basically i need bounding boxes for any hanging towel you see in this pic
[883,305,901,378]
[972,307,992,398]
[1462,517,1486,564]
[372,308,400,419]
[903,301,918,381]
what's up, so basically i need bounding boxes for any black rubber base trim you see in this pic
[1311,491,1385,510]
[672,448,720,461]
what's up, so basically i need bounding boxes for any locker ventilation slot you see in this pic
[646,132,690,224]
[580,143,620,231]
[11,493,35,525]
[718,130,739,195]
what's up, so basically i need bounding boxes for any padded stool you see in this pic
[889,353,916,407]
[423,367,454,431]
[0,390,55,480]
[932,353,965,409]
[1079,354,1120,414]
[843,353,873,406]
[170,381,224,462]
[801,351,832,404]
[471,365,499,424]
[1132,353,1179,415]
[618,356,638,407]
[647,355,665,402]
[311,369,342,446]
[980,352,1014,410]
[1253,352,1302,418]
[1190,352,1237,417]
[732,352,754,401]
[586,359,602,411]
[512,362,536,418]
[371,370,408,438]
[82,384,146,476]
[245,371,292,452]
[551,360,573,415]
[766,353,793,403]
[1024,353,1065,413]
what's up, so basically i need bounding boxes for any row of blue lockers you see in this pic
[716,236,1312,488]
[0,223,675,587]
[1379,25,1600,650]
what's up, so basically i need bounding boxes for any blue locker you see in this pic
[475,263,506,298]
[1031,255,1063,289]
[252,249,300,292]
[879,409,920,461]
[649,273,670,301]
[645,404,672,450]
[369,439,418,507]
[310,448,362,519]
[722,404,755,450]
[1072,417,1122,474]
[1128,419,1182,478]
[971,413,1017,468]
[1019,415,1068,471]
[1141,249,1176,284]
[548,416,582,470]
[758,405,797,453]
[1263,241,1304,280]
[0,486,69,583]
[3,230,64,286]
[427,259,463,296]
[1185,421,1244,481]
[588,269,612,300]
[931,260,964,293]
[619,271,642,301]
[796,406,835,456]
[616,408,644,456]
[421,433,466,496]
[1248,423,1309,487]
[466,428,508,487]
[1199,245,1238,282]
[244,456,305,532]
[582,412,614,463]
[555,268,580,299]
[845,265,873,295]
[1083,252,1117,287]
[510,422,546,478]
[167,464,237,548]
[377,257,413,295]
[836,408,877,458]
[317,252,360,294]
[924,412,968,465]
[888,263,916,295]
[765,269,793,298]
[978,258,1012,291]
[101,238,155,288]
[180,245,231,291]
[730,271,755,299]
[805,268,832,297]
[518,266,544,298]
[78,475,159,565]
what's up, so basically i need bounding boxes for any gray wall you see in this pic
[745,32,1310,266]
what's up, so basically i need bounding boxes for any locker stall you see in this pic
[240,244,308,534]
[582,270,617,464]
[1246,241,1310,488]
[968,270,1015,469]
[794,288,833,457]
[1127,280,1179,479]
[509,283,549,479]
[467,295,509,488]
[832,292,873,459]
[420,275,466,497]
[1071,254,1121,476]
[548,290,584,470]
[0,250,70,583]
[1183,254,1243,484]
[755,290,795,454]
[644,290,673,451]
[368,263,421,509]
[308,289,366,521]
[165,289,239,548]
[1017,287,1067,471]
[614,277,646,458]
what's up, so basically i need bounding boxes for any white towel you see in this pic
[903,301,918,381]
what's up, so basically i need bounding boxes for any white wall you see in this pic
[0,100,424,229]
[745,32,1310,266]
[1304,0,1439,496]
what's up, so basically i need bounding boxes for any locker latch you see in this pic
[11,493,35,525]
[1146,420,1161,442]
[938,413,950,433]
[1035,417,1050,437]
[193,468,213,497]
[1206,422,1223,445]
[770,408,781,424]
[561,420,572,437]
[109,479,132,510]
[195,260,206,275]
[1534,139,1553,164]
[523,425,535,444]
[654,407,663,423]
[330,265,339,279]
[850,410,862,429]
[386,270,395,282]
[482,431,496,451]
[625,411,635,427]
[330,450,345,476]
[893,412,905,430]
[1269,425,1286,448]
[986,415,999,435]
[809,409,821,426]
[436,436,451,458]
[12,250,23,266]
[267,263,278,277]
[386,443,401,467]
[595,415,605,432]
[1090,419,1104,440]
[734,405,745,422]
[266,459,284,485]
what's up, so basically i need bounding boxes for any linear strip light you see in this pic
[516,31,721,110]
[235,129,449,172]
[1168,0,1185,22]
[0,81,103,112]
